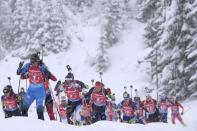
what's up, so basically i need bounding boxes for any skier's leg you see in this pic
[45,94,55,120]
[140,116,146,125]
[86,116,91,125]
[160,113,165,122]
[75,104,82,123]
[67,101,76,124]
[100,106,106,121]
[129,116,135,124]
[13,108,22,116]
[147,114,152,123]
[22,87,35,116]
[177,114,186,126]
[123,115,129,123]
[100,111,106,120]
[46,102,55,120]
[163,113,168,123]
[91,104,99,123]
[4,111,12,118]
[91,111,99,123]
[35,85,46,120]
[171,115,176,124]
[153,111,159,122]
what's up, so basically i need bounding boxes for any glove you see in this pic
[2,105,5,111]
[19,61,24,68]
[57,80,61,85]
[181,111,184,115]
[85,84,89,89]
[110,94,116,101]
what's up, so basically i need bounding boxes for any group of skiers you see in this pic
[1,53,186,126]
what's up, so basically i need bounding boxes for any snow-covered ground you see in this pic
[0,100,196,131]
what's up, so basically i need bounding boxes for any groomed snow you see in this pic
[0,100,197,131]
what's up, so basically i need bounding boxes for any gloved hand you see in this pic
[56,80,61,85]
[85,84,89,89]
[181,111,184,115]
[19,61,24,68]
[110,94,116,101]
[55,92,59,96]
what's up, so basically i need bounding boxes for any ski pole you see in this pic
[25,75,28,91]
[48,81,61,122]
[41,44,45,61]
[134,89,138,97]
[145,87,149,96]
[7,77,12,86]
[17,78,21,93]
[91,79,94,87]
[130,85,133,99]
[99,72,103,83]
[124,86,127,92]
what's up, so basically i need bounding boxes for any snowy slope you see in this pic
[0,19,148,97]
[0,18,149,119]
[0,100,197,131]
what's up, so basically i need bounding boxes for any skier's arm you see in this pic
[154,99,157,107]
[84,87,94,98]
[16,61,24,75]
[76,80,87,89]
[17,63,30,75]
[178,102,184,114]
[54,80,62,96]
[132,102,138,110]
[46,70,57,81]
[14,93,20,104]
[20,73,29,79]
[117,101,123,109]
[1,96,5,111]
[141,101,148,112]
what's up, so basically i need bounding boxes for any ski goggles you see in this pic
[3,89,9,94]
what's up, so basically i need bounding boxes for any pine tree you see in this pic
[102,0,123,48]
[94,37,110,72]
[141,0,197,100]
[93,0,124,72]
[137,0,158,22]
[184,0,197,98]
[41,0,71,55]
[64,0,93,13]
[0,0,13,51]
[10,0,71,59]
[11,0,30,51]
[142,0,164,94]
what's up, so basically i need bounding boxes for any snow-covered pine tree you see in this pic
[102,0,123,48]
[64,0,93,13]
[94,36,110,73]
[19,1,45,59]
[141,0,197,100]
[93,0,125,72]
[184,0,197,98]
[158,0,190,100]
[0,0,13,52]
[137,0,158,22]
[142,0,164,94]
[41,0,71,55]
[10,0,71,59]
[11,0,30,51]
